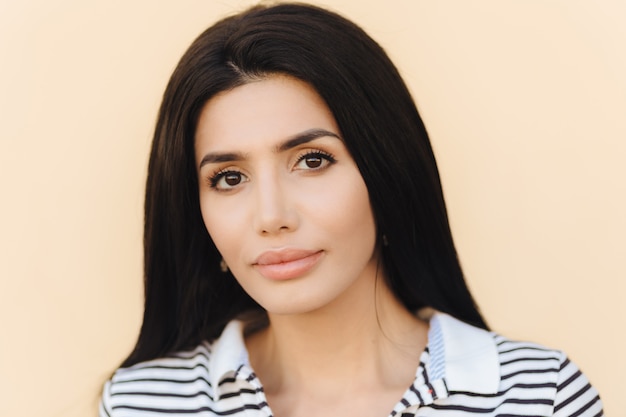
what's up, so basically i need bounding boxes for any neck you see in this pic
[245,276,429,398]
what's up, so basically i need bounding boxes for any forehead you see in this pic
[194,75,340,152]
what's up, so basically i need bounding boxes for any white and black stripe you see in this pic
[100,314,603,416]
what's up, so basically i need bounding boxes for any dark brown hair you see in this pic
[122,3,486,368]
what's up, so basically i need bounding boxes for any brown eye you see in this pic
[304,156,322,168]
[209,170,248,190]
[224,172,242,186]
[294,151,336,171]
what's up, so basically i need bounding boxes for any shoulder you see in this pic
[493,333,563,379]
[100,320,256,416]
[493,334,603,416]
[431,313,564,394]
[491,333,566,408]
[430,313,604,416]
[100,342,215,416]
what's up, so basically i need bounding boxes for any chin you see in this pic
[260,302,324,317]
[253,293,334,317]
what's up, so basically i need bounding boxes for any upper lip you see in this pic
[253,248,321,265]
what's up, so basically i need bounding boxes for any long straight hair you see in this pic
[121,3,486,368]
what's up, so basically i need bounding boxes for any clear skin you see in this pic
[195,75,428,417]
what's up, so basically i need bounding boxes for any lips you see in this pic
[253,249,323,280]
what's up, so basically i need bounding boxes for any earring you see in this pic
[220,258,229,273]
[382,234,389,247]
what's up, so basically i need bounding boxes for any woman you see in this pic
[100,3,603,416]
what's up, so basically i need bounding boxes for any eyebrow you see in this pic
[198,128,341,169]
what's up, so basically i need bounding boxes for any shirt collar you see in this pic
[209,320,250,392]
[208,312,501,396]
[427,312,500,394]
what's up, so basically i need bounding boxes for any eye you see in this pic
[294,150,336,171]
[209,169,248,191]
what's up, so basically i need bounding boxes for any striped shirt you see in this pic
[100,313,603,416]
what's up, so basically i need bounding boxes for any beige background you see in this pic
[1,1,624,416]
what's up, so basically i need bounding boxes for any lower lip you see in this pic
[253,251,324,281]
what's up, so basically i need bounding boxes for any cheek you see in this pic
[307,175,376,244]
[199,196,245,257]
[344,187,377,242]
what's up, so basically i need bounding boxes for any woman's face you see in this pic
[195,75,379,315]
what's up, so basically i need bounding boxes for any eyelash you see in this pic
[206,149,337,191]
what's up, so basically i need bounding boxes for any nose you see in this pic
[252,171,299,236]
